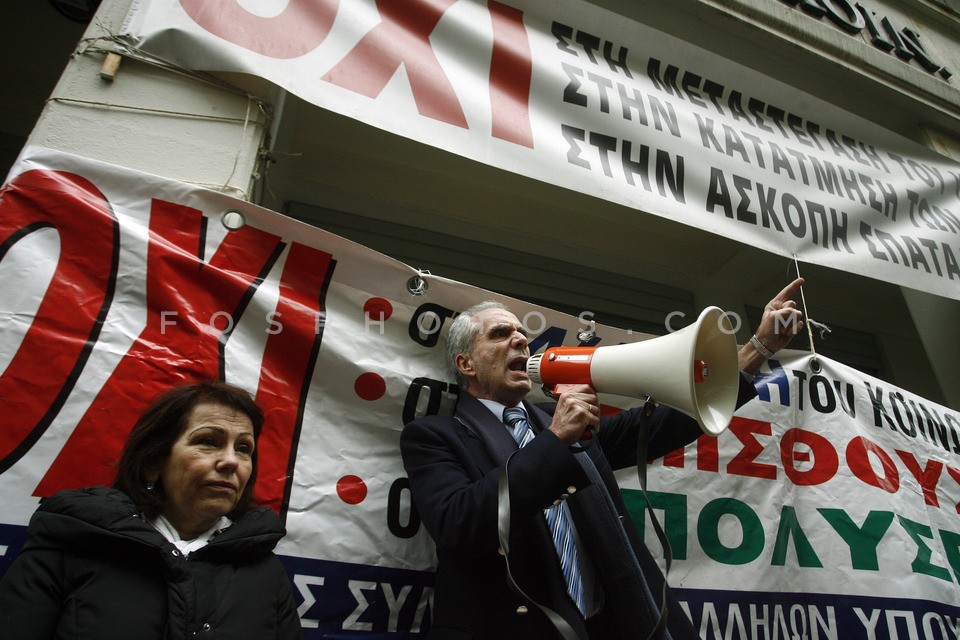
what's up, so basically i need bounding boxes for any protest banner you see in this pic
[1,147,957,637]
[119,0,960,301]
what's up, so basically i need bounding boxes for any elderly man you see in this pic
[401,279,804,639]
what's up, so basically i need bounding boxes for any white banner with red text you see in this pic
[119,0,960,301]
[0,147,958,638]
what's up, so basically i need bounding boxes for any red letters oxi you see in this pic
[35,198,284,500]
[0,170,118,475]
[0,170,333,517]
[253,242,335,512]
[180,0,340,59]
[321,0,467,127]
[489,0,534,147]
[178,0,533,145]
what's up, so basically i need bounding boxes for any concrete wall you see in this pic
[23,0,270,199]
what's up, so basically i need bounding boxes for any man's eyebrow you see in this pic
[488,322,527,337]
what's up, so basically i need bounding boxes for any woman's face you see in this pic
[156,401,255,539]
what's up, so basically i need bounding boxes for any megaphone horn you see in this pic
[526,306,739,436]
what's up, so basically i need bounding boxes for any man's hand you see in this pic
[548,384,600,445]
[740,277,805,374]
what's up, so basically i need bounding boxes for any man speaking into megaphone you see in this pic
[401,278,804,640]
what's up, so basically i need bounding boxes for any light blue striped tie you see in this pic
[503,407,586,616]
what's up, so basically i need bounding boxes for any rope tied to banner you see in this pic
[53,31,273,200]
[793,256,831,373]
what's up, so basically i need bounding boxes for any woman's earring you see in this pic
[146,481,157,493]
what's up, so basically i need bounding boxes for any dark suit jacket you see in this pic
[400,379,756,640]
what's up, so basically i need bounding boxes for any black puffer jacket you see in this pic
[0,487,303,640]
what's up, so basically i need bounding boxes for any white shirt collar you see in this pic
[476,398,524,422]
[149,514,232,556]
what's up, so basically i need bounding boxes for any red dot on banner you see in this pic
[364,297,393,322]
[355,372,386,400]
[337,475,368,505]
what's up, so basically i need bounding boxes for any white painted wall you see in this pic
[23,0,271,200]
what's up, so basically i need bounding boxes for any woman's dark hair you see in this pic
[112,380,265,520]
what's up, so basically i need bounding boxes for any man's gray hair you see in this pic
[447,300,509,389]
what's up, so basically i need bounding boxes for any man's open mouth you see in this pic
[508,357,527,373]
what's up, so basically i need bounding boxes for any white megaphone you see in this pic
[526,306,739,436]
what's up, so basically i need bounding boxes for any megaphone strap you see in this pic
[495,402,673,640]
[498,451,582,640]
[635,400,672,640]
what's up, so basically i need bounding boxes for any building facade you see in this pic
[7,0,960,409]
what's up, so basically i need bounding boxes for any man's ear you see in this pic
[455,353,474,381]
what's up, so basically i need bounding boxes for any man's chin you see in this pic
[513,380,532,396]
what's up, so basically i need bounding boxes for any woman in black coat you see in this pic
[0,381,303,640]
